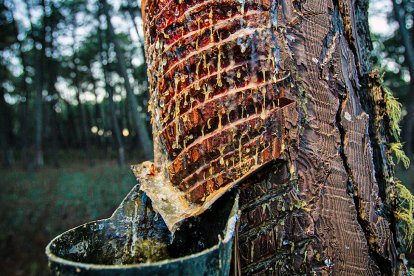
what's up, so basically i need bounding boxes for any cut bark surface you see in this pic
[141,0,298,231]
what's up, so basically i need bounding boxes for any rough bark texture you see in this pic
[141,0,408,274]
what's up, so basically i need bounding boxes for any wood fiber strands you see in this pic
[137,0,296,231]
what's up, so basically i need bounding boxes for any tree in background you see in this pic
[374,0,414,156]
[0,0,16,167]
[100,0,153,160]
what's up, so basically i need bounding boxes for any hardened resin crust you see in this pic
[139,0,296,230]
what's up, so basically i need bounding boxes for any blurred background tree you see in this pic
[371,0,414,156]
[0,0,413,274]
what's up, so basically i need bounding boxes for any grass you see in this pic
[0,160,137,276]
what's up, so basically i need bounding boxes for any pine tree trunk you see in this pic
[11,12,30,166]
[109,85,126,167]
[0,80,14,168]
[101,0,153,160]
[126,0,147,73]
[71,20,90,153]
[33,0,47,168]
[391,0,414,156]
[141,0,410,274]
[99,29,126,167]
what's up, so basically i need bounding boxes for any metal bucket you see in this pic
[45,184,239,275]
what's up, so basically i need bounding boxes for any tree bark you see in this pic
[141,0,410,274]
[101,0,153,160]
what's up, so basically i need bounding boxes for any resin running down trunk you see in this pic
[139,0,410,274]
[138,0,297,230]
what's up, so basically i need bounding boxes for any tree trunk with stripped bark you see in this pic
[140,0,411,274]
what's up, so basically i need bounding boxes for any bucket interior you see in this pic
[47,191,237,266]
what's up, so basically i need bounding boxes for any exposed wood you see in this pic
[141,0,298,231]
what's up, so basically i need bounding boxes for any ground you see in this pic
[0,158,137,275]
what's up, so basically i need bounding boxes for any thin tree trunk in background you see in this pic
[88,64,104,150]
[71,20,90,154]
[45,62,60,168]
[58,95,81,149]
[68,102,81,148]
[32,0,47,168]
[126,0,150,110]
[125,99,131,136]
[80,98,90,151]
[142,0,409,274]
[16,37,30,165]
[0,78,14,167]
[391,0,414,155]
[98,18,125,166]
[108,79,126,167]
[44,1,60,168]
[126,0,146,64]
[11,6,30,166]
[101,0,153,160]
[89,65,109,154]
[22,0,42,167]
[48,98,60,167]
[54,93,70,149]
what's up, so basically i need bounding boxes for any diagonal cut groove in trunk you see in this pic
[141,0,297,230]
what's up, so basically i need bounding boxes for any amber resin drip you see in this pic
[138,0,295,231]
